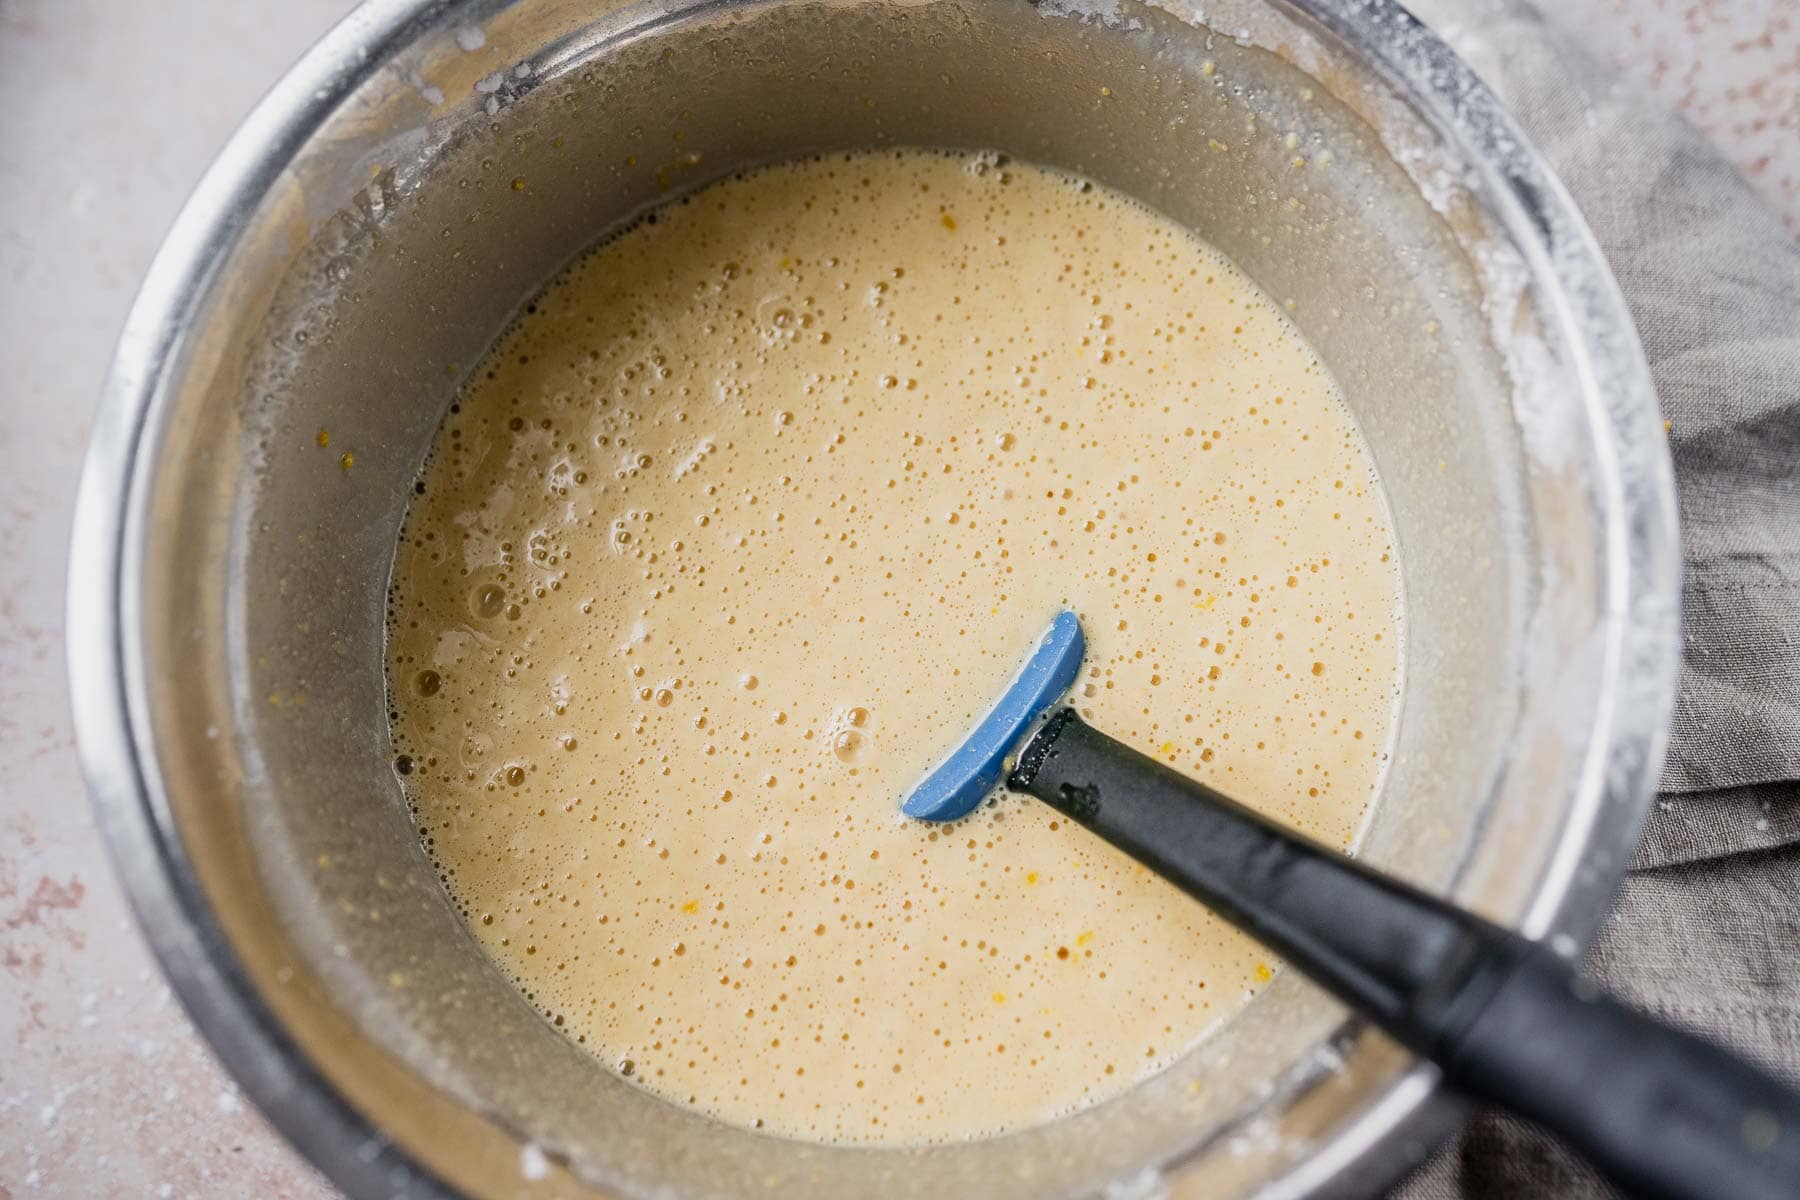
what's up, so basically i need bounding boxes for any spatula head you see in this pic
[900,610,1085,822]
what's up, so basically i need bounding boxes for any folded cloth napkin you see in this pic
[1391,1,1800,1195]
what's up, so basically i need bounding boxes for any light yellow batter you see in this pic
[386,149,1401,1145]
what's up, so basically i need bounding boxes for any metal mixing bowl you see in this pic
[67,0,1679,1196]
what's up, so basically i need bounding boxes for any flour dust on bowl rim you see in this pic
[65,0,1679,1197]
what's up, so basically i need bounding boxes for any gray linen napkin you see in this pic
[1390,1,1800,1196]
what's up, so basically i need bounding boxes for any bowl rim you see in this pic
[65,1,1680,1197]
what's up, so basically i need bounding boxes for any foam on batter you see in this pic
[386,148,1402,1145]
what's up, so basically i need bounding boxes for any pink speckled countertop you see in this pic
[1,1,1794,1196]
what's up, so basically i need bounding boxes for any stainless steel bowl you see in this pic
[67,1,1679,1196]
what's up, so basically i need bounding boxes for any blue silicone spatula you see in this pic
[904,611,1800,1200]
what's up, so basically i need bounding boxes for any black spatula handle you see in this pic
[1009,708,1800,1200]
